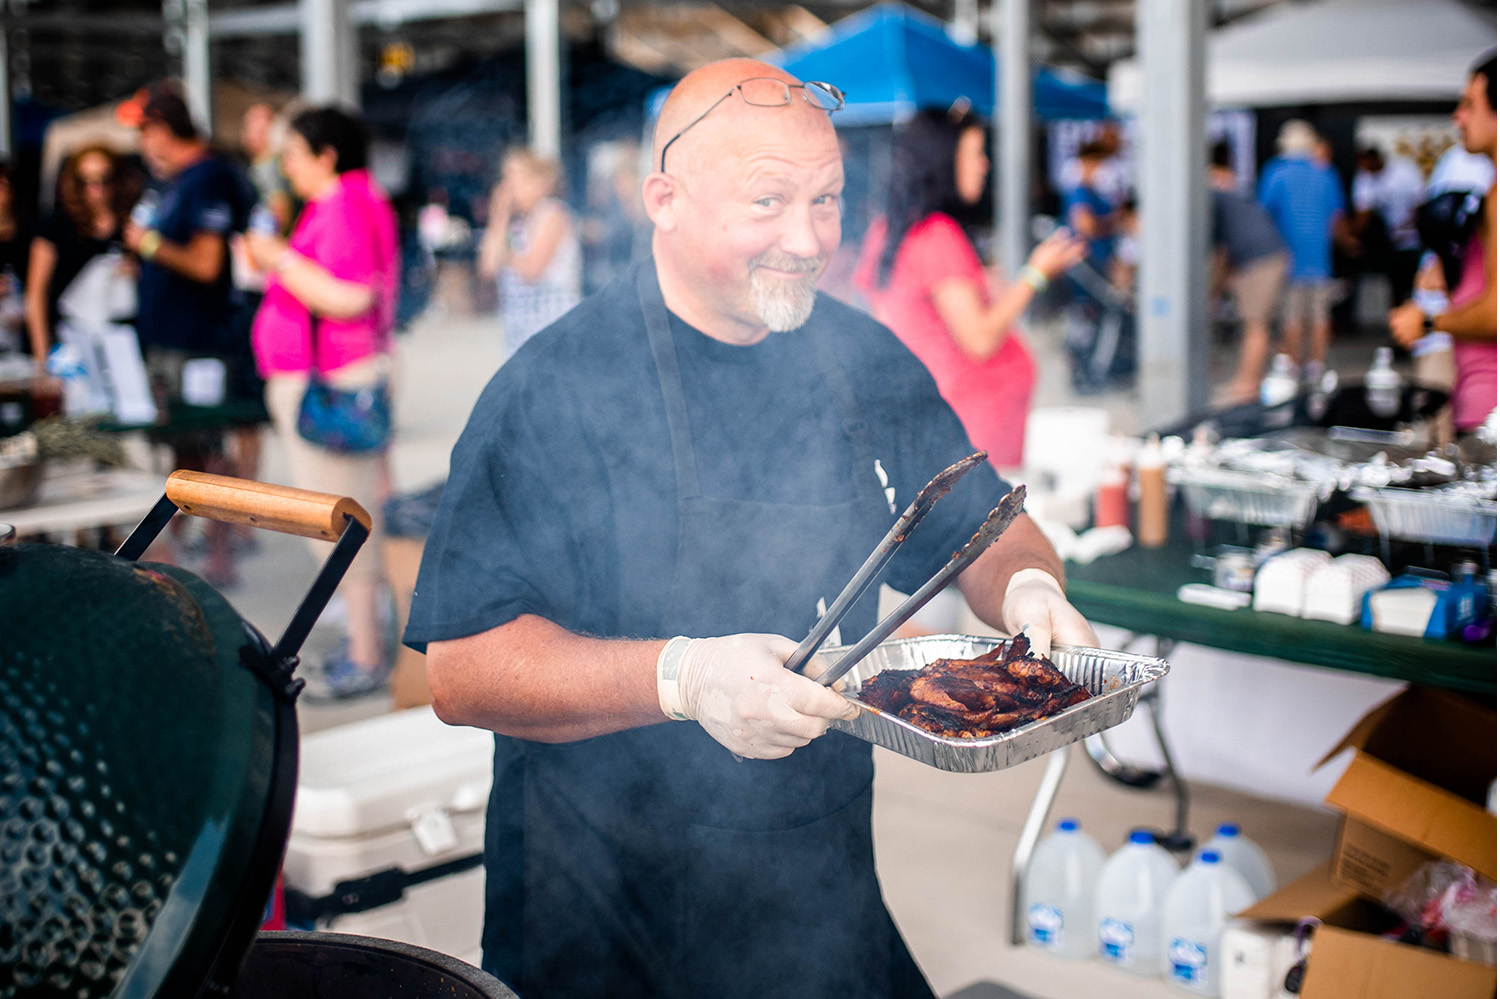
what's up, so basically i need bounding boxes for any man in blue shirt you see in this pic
[123,86,253,584]
[1060,140,1127,391]
[1257,119,1347,383]
[1063,140,1118,277]
[125,88,253,363]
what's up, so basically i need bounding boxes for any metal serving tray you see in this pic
[825,635,1169,773]
[1351,485,1498,547]
[1169,465,1323,529]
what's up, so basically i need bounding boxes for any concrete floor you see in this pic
[192,291,1375,997]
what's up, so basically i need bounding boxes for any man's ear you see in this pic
[641,172,678,233]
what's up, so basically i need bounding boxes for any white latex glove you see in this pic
[1000,568,1099,658]
[656,633,860,760]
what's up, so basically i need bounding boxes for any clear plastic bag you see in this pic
[1384,860,1497,940]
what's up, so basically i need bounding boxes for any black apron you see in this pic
[481,265,936,999]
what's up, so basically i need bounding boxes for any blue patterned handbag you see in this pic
[296,366,392,453]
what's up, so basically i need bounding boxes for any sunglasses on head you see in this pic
[658,77,844,173]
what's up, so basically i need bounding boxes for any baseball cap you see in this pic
[120,83,198,139]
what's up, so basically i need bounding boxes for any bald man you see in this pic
[406,58,1095,998]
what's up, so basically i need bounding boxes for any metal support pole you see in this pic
[301,0,356,106]
[994,0,1031,279]
[1009,747,1069,946]
[337,0,360,110]
[951,0,979,45]
[1136,0,1209,426]
[525,0,561,158]
[184,0,211,134]
[0,26,10,160]
[7,0,27,109]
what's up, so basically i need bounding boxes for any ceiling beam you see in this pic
[1,0,526,40]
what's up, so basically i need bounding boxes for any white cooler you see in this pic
[283,706,494,965]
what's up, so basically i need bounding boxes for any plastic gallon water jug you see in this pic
[1095,829,1180,975]
[1162,850,1256,996]
[1024,818,1106,959]
[1203,824,1276,901]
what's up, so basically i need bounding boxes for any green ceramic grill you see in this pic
[0,471,370,999]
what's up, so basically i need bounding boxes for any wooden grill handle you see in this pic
[165,470,372,542]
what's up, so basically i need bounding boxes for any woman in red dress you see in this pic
[856,107,1084,469]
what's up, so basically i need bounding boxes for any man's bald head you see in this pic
[652,58,836,178]
[642,57,845,344]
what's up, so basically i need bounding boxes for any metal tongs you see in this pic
[808,484,1027,688]
[780,452,988,679]
[780,446,1028,688]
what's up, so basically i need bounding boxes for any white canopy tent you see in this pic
[1109,0,1496,111]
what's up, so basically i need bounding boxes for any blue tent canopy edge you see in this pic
[642,1,1107,126]
[772,1,1108,124]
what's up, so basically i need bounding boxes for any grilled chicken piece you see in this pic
[857,638,1090,739]
[858,669,915,712]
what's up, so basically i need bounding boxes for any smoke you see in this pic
[748,250,823,331]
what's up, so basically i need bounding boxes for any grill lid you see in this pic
[0,544,293,999]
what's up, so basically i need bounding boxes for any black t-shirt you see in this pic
[405,264,1007,651]
[135,154,254,352]
[37,211,122,331]
[0,226,28,286]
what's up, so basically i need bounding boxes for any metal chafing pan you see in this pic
[825,634,1170,773]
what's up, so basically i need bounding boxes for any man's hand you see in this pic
[122,220,146,254]
[245,232,288,273]
[663,633,860,759]
[1389,300,1426,349]
[1000,568,1097,658]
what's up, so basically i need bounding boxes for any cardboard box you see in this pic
[1236,866,1496,999]
[1317,687,1496,901]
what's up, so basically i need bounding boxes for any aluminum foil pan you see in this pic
[1170,465,1322,528]
[1351,485,1499,547]
[826,635,1169,773]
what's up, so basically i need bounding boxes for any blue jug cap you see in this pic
[1129,829,1155,845]
[1216,823,1241,837]
[1058,819,1079,832]
[1200,850,1221,864]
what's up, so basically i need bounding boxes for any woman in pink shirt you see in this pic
[247,106,399,698]
[854,107,1084,469]
[1392,54,1497,433]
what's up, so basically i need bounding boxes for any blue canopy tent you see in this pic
[642,2,1106,126]
[771,2,1108,124]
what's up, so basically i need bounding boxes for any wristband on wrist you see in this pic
[1018,264,1049,294]
[1422,312,1436,334]
[656,636,693,721]
[138,230,162,261]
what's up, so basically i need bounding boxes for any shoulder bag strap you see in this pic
[306,297,322,379]
[361,189,395,352]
